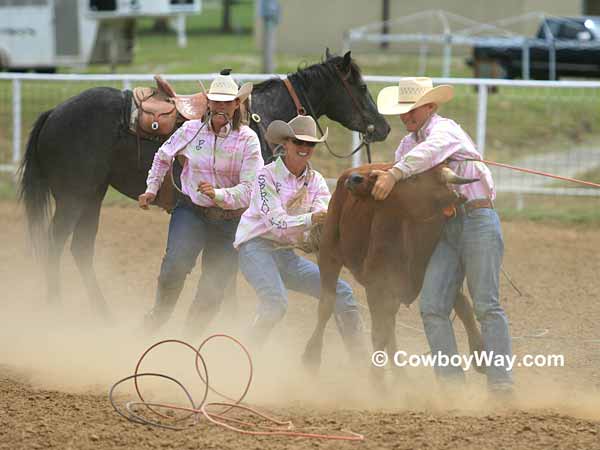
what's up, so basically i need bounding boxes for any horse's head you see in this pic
[318,49,390,142]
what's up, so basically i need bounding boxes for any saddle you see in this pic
[129,76,208,213]
[131,75,207,139]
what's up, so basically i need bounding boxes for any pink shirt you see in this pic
[145,119,263,210]
[393,114,495,201]
[234,157,330,248]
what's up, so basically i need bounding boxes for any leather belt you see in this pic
[464,198,494,213]
[181,196,245,221]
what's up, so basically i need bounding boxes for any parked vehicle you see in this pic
[468,16,600,80]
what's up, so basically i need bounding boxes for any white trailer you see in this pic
[0,0,201,72]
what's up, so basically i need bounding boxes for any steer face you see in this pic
[345,164,476,220]
[344,172,375,196]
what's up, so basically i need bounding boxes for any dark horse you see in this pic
[19,51,390,320]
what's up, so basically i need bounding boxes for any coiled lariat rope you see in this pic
[109,334,364,441]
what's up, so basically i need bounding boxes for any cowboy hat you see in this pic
[206,69,253,102]
[377,77,453,115]
[266,115,328,144]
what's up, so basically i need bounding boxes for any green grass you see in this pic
[496,194,600,224]
[548,165,600,189]
[2,0,600,223]
[577,166,600,184]
[68,0,259,75]
[0,175,17,200]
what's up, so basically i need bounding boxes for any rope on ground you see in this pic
[109,335,364,441]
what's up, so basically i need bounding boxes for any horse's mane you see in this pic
[298,54,363,84]
[252,53,363,93]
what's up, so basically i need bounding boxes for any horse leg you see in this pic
[70,187,112,323]
[454,289,484,374]
[46,198,85,308]
[302,250,341,373]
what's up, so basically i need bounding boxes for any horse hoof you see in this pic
[301,351,321,375]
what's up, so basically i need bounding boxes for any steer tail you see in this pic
[18,109,53,258]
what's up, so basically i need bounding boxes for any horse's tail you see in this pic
[18,109,53,257]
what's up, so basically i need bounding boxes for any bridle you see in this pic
[282,64,376,163]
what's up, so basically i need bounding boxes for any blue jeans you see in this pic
[147,200,239,333]
[419,207,513,387]
[238,238,362,344]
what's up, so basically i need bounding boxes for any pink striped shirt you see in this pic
[393,114,496,201]
[234,157,330,248]
[145,119,263,210]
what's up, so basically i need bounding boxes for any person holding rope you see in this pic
[138,69,263,336]
[234,115,365,351]
[371,77,513,395]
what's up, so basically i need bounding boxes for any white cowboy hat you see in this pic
[377,77,454,115]
[206,69,253,102]
[266,115,328,145]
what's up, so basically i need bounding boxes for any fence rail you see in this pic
[1,72,599,197]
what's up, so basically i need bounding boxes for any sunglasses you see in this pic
[292,138,317,148]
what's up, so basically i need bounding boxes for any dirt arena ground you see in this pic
[1,200,599,450]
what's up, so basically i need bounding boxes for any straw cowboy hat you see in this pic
[377,77,454,115]
[206,69,253,102]
[266,115,328,144]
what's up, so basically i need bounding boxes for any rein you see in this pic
[249,112,279,162]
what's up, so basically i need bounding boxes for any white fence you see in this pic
[1,72,599,197]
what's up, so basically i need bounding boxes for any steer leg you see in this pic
[365,284,399,390]
[302,244,341,374]
[454,289,484,374]
[384,307,409,382]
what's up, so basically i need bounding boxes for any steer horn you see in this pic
[441,167,479,185]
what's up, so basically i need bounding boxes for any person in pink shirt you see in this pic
[138,70,263,336]
[234,115,365,351]
[371,78,513,395]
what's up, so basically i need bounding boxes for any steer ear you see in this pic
[441,167,479,185]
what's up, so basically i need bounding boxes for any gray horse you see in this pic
[18,51,390,320]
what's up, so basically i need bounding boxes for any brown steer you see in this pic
[303,163,484,376]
